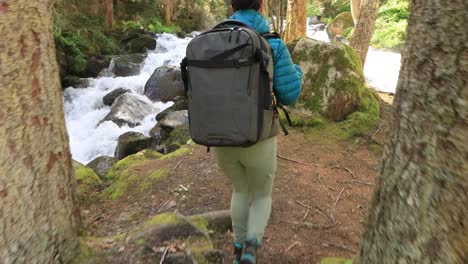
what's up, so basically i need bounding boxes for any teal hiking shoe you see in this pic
[240,239,259,264]
[233,242,244,264]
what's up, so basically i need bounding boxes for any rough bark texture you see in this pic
[350,0,361,24]
[0,1,82,263]
[106,0,113,29]
[284,0,307,43]
[349,0,379,66]
[358,0,468,263]
[164,0,172,25]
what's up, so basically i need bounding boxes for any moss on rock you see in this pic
[73,161,102,194]
[320,257,354,264]
[160,147,192,161]
[164,124,191,153]
[289,38,380,136]
[101,150,166,200]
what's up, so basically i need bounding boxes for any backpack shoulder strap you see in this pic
[260,32,281,40]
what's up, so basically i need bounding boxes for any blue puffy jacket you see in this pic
[230,9,303,105]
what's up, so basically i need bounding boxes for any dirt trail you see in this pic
[83,94,394,263]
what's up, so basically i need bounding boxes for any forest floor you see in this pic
[81,93,394,264]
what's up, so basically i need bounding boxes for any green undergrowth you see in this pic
[372,0,409,49]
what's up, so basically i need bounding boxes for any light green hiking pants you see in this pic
[214,136,277,244]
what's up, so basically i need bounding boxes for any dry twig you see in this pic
[303,209,310,221]
[334,187,346,208]
[277,154,314,166]
[292,221,337,230]
[159,247,169,264]
[322,241,356,253]
[285,241,301,252]
[338,180,375,186]
[331,165,357,178]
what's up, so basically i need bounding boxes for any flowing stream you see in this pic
[64,23,401,164]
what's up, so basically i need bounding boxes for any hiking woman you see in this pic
[214,1,303,263]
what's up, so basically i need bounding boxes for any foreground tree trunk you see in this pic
[358,0,468,263]
[284,0,308,42]
[0,1,82,262]
[350,0,361,24]
[349,0,380,66]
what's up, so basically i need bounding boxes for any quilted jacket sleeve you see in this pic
[268,38,303,106]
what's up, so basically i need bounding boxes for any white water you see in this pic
[64,23,401,164]
[307,20,401,93]
[63,34,191,164]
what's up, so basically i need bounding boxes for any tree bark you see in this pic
[349,0,379,66]
[106,0,114,30]
[0,1,82,263]
[350,0,361,24]
[358,0,468,263]
[284,0,308,43]
[164,0,172,25]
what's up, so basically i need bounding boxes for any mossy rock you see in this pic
[125,34,157,53]
[165,124,191,153]
[101,150,165,200]
[160,147,192,161]
[327,12,354,40]
[320,257,354,264]
[114,131,151,160]
[73,161,102,194]
[290,38,380,135]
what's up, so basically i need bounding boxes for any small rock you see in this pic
[112,54,147,77]
[87,156,118,179]
[156,99,188,122]
[204,250,224,264]
[114,132,152,160]
[103,88,131,106]
[100,93,154,127]
[160,110,189,130]
[144,66,185,102]
[164,252,196,264]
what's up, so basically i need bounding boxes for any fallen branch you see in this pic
[296,201,334,223]
[330,165,357,178]
[338,180,375,186]
[295,200,313,210]
[322,241,356,253]
[170,159,184,176]
[303,209,310,221]
[277,154,314,166]
[159,247,169,264]
[331,187,346,222]
[285,241,301,252]
[292,221,337,230]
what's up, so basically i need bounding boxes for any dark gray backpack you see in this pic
[181,20,290,148]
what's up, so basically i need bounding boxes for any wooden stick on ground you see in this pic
[330,165,357,178]
[303,209,310,221]
[338,180,375,186]
[159,247,169,264]
[277,154,314,166]
[285,241,301,252]
[322,241,356,253]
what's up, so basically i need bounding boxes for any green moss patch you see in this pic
[320,257,354,264]
[160,147,192,161]
[100,150,166,200]
[73,161,102,194]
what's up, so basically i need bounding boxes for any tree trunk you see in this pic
[349,0,379,66]
[0,1,82,263]
[263,0,270,18]
[350,0,361,24]
[358,0,468,263]
[164,0,172,25]
[106,0,114,30]
[284,0,308,43]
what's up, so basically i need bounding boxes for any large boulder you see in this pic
[144,66,185,102]
[83,55,112,78]
[73,161,102,194]
[87,156,118,179]
[100,93,154,127]
[103,88,131,106]
[165,124,191,153]
[112,54,146,77]
[327,12,354,41]
[289,38,379,124]
[114,132,152,160]
[121,28,157,54]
